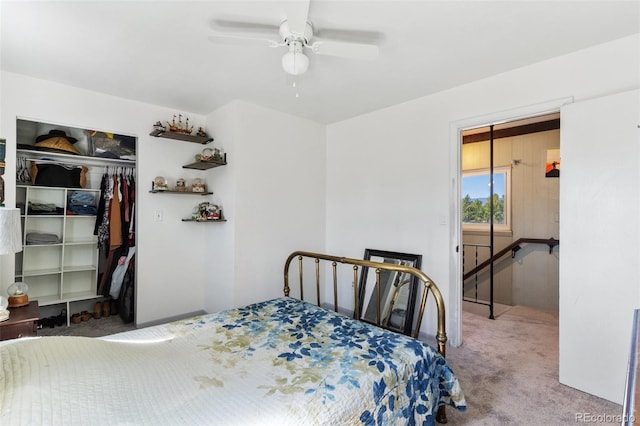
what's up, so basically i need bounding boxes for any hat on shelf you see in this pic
[34,130,80,155]
[36,129,78,144]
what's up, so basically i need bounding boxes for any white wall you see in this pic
[0,71,210,325]
[326,34,638,403]
[203,101,326,311]
[202,103,237,313]
[559,89,639,404]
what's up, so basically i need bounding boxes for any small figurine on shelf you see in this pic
[191,178,206,193]
[193,202,222,221]
[153,176,168,191]
[175,178,186,192]
[166,114,194,135]
[195,202,209,221]
[196,127,208,138]
[153,121,166,132]
[212,148,224,161]
[208,204,222,220]
[200,148,213,161]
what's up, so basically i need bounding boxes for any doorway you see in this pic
[447,97,571,347]
[460,113,560,320]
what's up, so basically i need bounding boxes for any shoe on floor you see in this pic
[93,302,102,319]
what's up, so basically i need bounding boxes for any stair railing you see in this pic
[462,237,559,318]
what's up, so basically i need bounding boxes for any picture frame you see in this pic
[357,248,422,336]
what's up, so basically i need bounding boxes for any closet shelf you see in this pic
[149,129,213,144]
[63,265,99,273]
[36,291,102,307]
[24,243,64,248]
[17,148,135,167]
[22,267,63,276]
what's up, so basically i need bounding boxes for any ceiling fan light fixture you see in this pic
[282,41,309,75]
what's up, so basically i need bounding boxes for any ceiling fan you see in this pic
[208,0,380,76]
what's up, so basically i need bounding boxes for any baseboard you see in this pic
[137,309,207,329]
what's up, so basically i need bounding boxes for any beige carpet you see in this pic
[462,300,513,319]
[37,314,135,337]
[444,305,622,425]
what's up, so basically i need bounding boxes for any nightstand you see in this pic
[0,301,40,341]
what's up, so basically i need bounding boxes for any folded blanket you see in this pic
[67,205,97,215]
[26,233,60,244]
[68,192,96,206]
[27,201,64,215]
[28,201,57,212]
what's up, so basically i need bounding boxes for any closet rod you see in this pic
[104,165,135,175]
[17,149,135,168]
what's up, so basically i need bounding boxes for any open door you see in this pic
[559,89,639,404]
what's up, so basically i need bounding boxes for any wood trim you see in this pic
[463,119,560,144]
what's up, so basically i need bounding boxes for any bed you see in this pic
[0,251,466,425]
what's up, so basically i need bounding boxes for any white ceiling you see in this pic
[1,1,638,124]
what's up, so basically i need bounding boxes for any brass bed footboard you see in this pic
[283,250,448,358]
[284,251,450,423]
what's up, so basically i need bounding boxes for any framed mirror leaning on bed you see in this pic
[357,249,422,336]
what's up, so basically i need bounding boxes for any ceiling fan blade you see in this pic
[208,34,282,48]
[310,40,379,61]
[313,27,385,45]
[211,17,279,34]
[284,0,310,36]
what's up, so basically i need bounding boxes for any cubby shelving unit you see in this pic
[16,184,102,323]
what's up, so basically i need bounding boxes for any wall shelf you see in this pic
[149,129,213,144]
[182,158,227,170]
[181,218,227,223]
[149,190,213,195]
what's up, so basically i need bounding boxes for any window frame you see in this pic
[462,165,512,233]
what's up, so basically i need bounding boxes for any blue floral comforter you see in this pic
[173,297,467,425]
[1,297,466,425]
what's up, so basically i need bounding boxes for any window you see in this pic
[462,166,511,232]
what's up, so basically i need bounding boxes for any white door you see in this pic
[559,89,640,404]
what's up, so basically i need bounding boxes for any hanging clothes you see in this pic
[119,253,136,323]
[109,247,136,299]
[94,173,112,246]
[94,168,136,298]
[109,175,123,250]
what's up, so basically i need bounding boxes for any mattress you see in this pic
[0,297,466,425]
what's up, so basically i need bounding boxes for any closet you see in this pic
[14,119,137,326]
